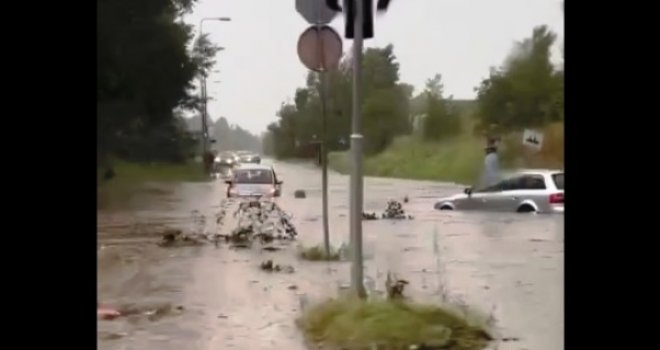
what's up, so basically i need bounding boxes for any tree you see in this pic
[422,74,460,140]
[264,44,411,157]
[475,25,563,131]
[97,0,215,163]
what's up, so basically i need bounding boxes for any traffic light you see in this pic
[326,0,393,39]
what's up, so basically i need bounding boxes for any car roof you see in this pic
[512,169,563,176]
[235,163,273,171]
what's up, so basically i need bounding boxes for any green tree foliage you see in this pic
[422,74,460,141]
[475,25,564,132]
[183,116,261,152]
[98,0,212,163]
[265,44,411,158]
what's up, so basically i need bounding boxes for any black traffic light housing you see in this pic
[326,0,392,39]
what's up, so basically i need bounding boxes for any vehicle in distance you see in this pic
[211,152,238,179]
[225,164,282,198]
[434,169,564,214]
[215,151,238,166]
[235,150,261,164]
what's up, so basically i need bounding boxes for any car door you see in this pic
[497,175,547,211]
[468,180,508,211]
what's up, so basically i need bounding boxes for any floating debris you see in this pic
[363,200,414,221]
[158,229,207,247]
[216,199,298,246]
[385,272,409,299]
[294,190,307,198]
[98,305,121,320]
[382,200,414,220]
[260,259,295,273]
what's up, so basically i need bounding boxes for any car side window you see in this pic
[511,175,546,190]
[475,179,507,193]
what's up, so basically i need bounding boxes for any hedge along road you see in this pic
[97,159,563,350]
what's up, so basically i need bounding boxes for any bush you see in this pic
[298,298,492,350]
[299,245,341,261]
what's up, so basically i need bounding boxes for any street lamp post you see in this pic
[197,17,230,166]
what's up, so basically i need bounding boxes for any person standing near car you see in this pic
[481,138,500,188]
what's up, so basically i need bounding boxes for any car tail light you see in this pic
[549,193,564,204]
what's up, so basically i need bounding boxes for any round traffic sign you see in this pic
[295,0,338,25]
[297,25,343,72]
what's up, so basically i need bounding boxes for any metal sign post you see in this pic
[325,0,394,300]
[296,0,341,259]
[317,26,331,259]
[349,0,366,299]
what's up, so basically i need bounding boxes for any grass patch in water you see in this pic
[298,244,341,261]
[297,298,492,350]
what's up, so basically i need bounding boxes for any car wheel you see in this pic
[439,205,453,210]
[517,204,536,213]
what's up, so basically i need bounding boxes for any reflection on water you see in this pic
[98,160,563,350]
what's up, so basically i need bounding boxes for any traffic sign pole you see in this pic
[315,23,331,259]
[296,0,339,260]
[319,51,331,259]
[350,0,366,299]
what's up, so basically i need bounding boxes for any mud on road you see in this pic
[98,160,563,350]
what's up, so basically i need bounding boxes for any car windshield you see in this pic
[552,173,564,190]
[233,169,273,184]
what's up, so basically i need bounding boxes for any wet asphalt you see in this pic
[97,160,563,350]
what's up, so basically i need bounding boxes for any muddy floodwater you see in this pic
[98,160,563,350]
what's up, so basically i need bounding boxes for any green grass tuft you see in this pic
[299,245,341,261]
[297,298,492,350]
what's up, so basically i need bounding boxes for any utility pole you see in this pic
[197,17,231,169]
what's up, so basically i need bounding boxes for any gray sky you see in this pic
[184,0,564,135]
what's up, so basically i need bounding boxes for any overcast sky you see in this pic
[184,0,564,135]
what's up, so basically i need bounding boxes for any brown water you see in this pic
[97,160,563,350]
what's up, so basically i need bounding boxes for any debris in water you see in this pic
[403,196,409,203]
[99,332,126,340]
[158,229,206,247]
[218,199,298,246]
[385,272,409,299]
[502,336,520,342]
[260,259,295,273]
[362,200,415,221]
[288,285,298,290]
[294,190,307,198]
[98,305,121,320]
[382,200,414,220]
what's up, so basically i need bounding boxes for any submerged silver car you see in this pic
[434,169,564,214]
[225,164,282,198]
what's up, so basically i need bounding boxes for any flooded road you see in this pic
[98,160,563,350]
